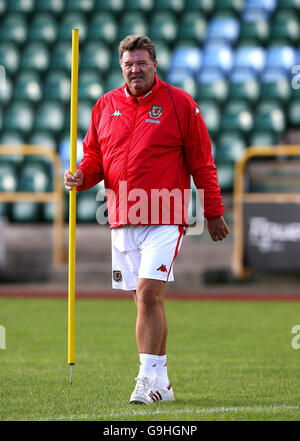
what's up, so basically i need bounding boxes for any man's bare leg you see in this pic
[132,279,168,355]
[134,278,167,355]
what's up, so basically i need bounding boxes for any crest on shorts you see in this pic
[149,105,162,119]
[112,270,123,282]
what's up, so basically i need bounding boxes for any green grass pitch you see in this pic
[0,297,299,421]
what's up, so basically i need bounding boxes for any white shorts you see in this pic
[111,225,185,291]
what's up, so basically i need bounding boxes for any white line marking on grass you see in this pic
[39,404,300,421]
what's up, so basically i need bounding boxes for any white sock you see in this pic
[138,353,158,379]
[155,355,170,388]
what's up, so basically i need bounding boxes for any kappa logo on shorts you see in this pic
[157,264,168,273]
[112,270,123,282]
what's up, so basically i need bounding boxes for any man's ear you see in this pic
[154,59,157,72]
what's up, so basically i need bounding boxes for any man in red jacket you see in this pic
[64,34,229,405]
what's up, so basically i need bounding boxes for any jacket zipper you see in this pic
[124,99,138,182]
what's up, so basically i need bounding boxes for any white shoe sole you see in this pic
[129,394,152,405]
[129,389,174,404]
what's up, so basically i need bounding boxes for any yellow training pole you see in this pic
[68,29,79,385]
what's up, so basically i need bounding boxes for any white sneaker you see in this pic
[153,382,175,402]
[129,376,175,404]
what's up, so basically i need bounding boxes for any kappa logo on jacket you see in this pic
[111,110,122,117]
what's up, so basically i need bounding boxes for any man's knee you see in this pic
[136,279,165,310]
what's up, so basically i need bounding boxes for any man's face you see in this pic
[121,49,157,96]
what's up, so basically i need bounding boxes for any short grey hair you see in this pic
[119,34,156,64]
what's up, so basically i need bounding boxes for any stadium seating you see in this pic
[169,47,202,75]
[0,131,25,165]
[76,189,100,222]
[3,102,34,135]
[150,11,178,42]
[205,17,240,45]
[62,100,93,134]
[228,71,260,103]
[249,130,277,146]
[265,46,296,73]
[0,0,299,223]
[221,100,253,133]
[126,0,154,12]
[87,12,118,43]
[8,0,35,14]
[0,131,25,146]
[177,12,207,44]
[0,77,12,105]
[215,131,247,163]
[0,162,17,192]
[105,70,124,92]
[20,42,50,72]
[65,0,94,13]
[166,69,197,98]
[233,47,265,74]
[118,12,148,40]
[13,71,42,102]
[215,161,235,192]
[199,101,221,137]
[78,70,104,101]
[18,161,49,192]
[0,13,28,43]
[153,41,171,74]
[34,101,65,134]
[253,100,286,134]
[11,201,40,222]
[43,71,71,102]
[288,100,300,127]
[260,69,291,103]
[50,42,72,71]
[202,44,234,74]
[35,0,64,14]
[42,193,70,222]
[214,0,244,15]
[270,10,300,44]
[243,0,277,18]
[28,13,57,43]
[156,0,185,13]
[185,0,215,15]
[58,12,88,41]
[9,158,50,219]
[81,41,111,74]
[197,69,228,104]
[238,17,270,46]
[277,0,300,10]
[28,131,57,151]
[0,42,19,74]
[94,0,125,13]
[58,136,84,176]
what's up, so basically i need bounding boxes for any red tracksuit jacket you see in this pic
[77,75,224,228]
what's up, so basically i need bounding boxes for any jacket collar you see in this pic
[123,75,161,104]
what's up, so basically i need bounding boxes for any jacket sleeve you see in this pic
[76,102,104,191]
[182,95,224,220]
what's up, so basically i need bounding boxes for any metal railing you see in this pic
[232,145,300,279]
[0,145,66,264]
